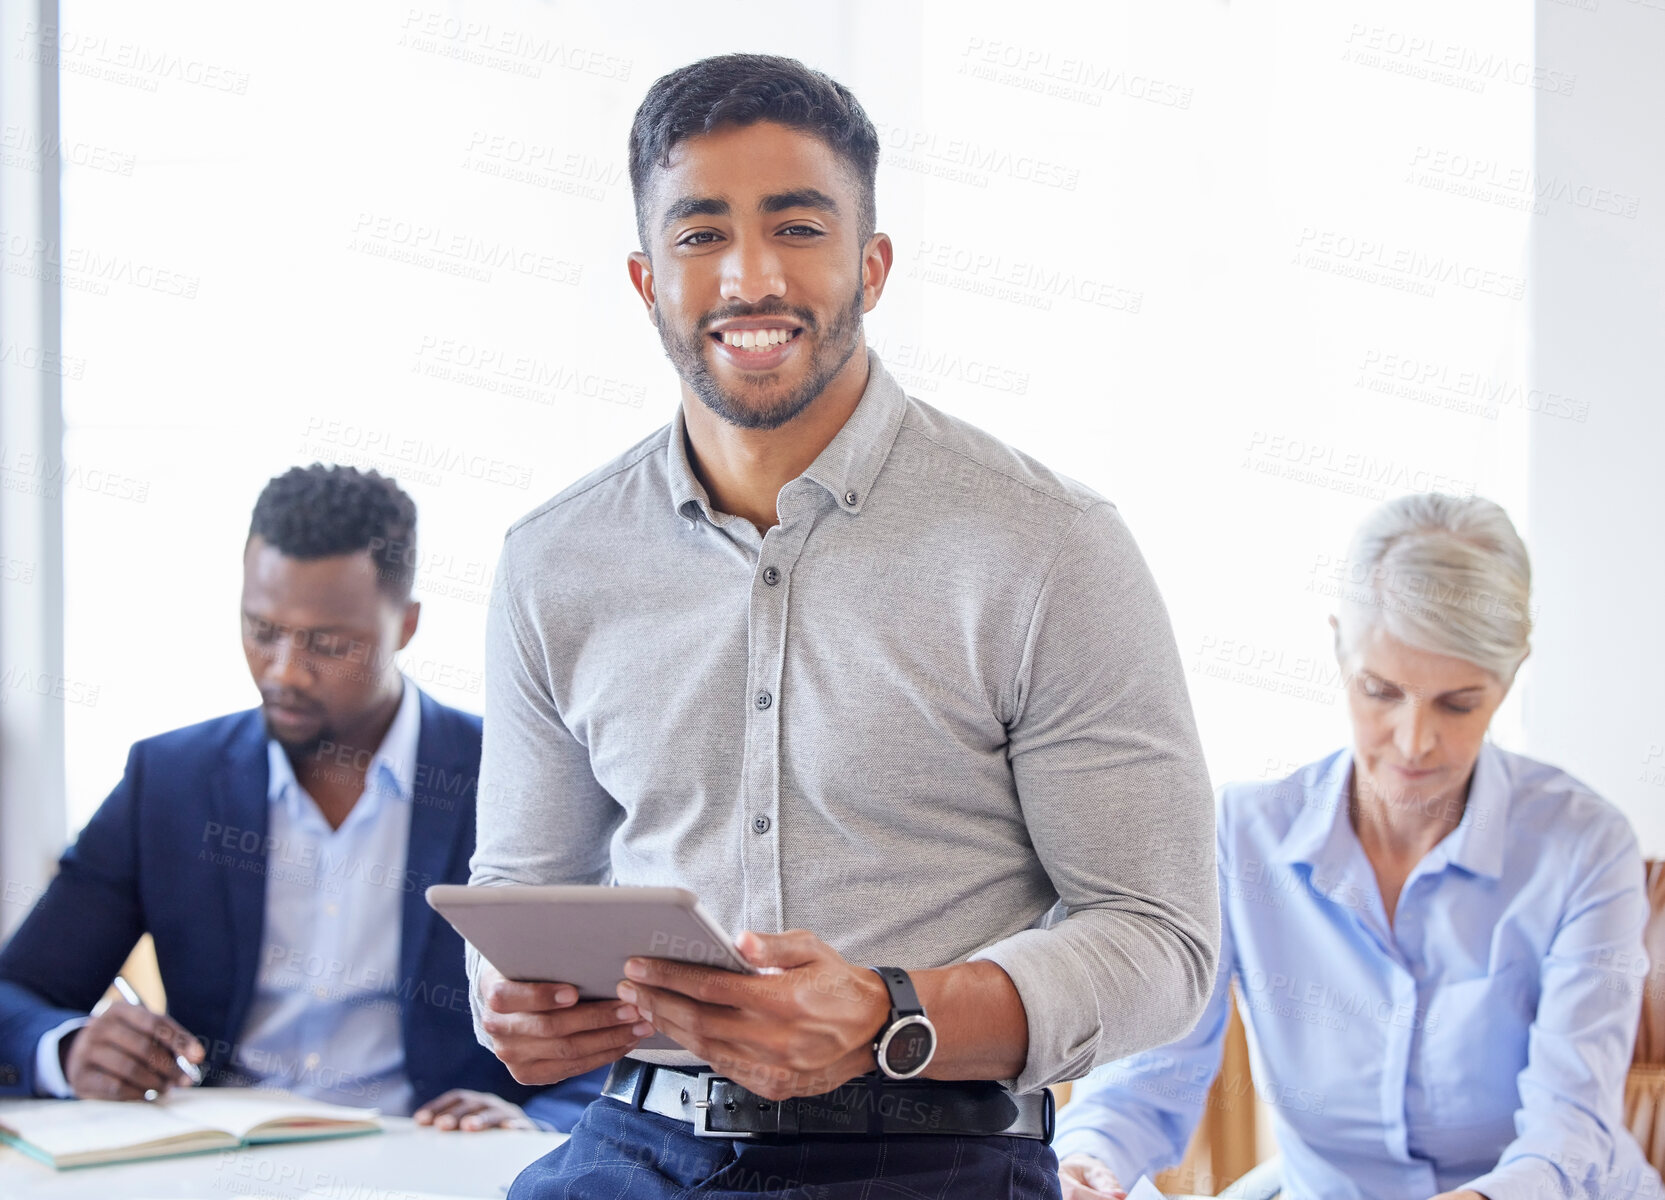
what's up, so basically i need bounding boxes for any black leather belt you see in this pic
[602,1059,1054,1142]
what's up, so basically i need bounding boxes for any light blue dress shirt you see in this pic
[1055,744,1660,1200]
[227,679,420,1115]
[33,682,424,1110]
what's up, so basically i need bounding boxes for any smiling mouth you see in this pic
[709,327,802,351]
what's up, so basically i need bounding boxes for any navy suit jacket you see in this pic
[0,691,603,1129]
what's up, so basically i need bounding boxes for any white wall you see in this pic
[44,0,1543,839]
[1526,0,1665,853]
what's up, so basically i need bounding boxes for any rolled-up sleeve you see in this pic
[971,501,1219,1092]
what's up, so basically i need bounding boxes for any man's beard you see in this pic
[656,285,865,431]
[264,716,336,762]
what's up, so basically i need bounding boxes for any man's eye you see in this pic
[678,231,720,246]
[780,225,824,237]
[1443,702,1476,715]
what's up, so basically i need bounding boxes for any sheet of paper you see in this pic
[1126,1175,1167,1200]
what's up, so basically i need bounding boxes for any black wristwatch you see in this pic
[868,966,937,1080]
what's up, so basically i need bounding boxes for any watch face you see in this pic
[882,1017,935,1076]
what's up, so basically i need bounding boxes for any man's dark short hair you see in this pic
[248,464,418,601]
[628,53,880,249]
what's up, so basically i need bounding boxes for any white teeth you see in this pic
[721,329,793,348]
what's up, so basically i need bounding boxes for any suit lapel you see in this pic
[208,711,272,1055]
[400,692,466,988]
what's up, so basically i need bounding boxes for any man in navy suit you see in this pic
[0,464,602,1130]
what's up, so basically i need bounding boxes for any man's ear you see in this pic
[628,251,656,321]
[860,233,893,314]
[398,600,421,652]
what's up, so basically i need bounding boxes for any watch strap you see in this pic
[869,966,924,1019]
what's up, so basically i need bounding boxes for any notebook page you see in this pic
[0,1097,211,1158]
[159,1088,380,1138]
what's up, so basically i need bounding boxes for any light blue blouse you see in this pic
[1055,744,1660,1199]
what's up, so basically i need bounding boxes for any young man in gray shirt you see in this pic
[469,53,1218,1199]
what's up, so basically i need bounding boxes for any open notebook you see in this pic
[0,1088,381,1169]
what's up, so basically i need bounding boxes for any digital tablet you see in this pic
[426,884,755,1051]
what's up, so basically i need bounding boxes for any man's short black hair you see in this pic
[248,464,417,601]
[628,53,880,249]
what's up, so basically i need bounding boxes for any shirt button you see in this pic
[755,691,772,710]
[762,566,780,586]
[843,490,859,507]
[752,816,771,834]
[304,1052,321,1071]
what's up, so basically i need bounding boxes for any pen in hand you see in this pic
[112,975,204,1099]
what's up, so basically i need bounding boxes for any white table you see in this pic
[0,1116,565,1200]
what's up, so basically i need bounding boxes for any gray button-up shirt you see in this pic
[469,352,1218,1092]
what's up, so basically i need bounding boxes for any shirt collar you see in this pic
[1442,742,1509,879]
[266,677,421,815]
[1275,742,1509,882]
[664,348,908,524]
[1272,750,1355,876]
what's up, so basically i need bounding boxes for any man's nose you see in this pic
[719,233,787,306]
[266,636,314,690]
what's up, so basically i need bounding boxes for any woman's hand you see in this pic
[1059,1152,1127,1199]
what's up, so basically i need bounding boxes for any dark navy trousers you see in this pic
[508,1097,1064,1199]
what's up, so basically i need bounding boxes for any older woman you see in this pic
[1057,494,1659,1200]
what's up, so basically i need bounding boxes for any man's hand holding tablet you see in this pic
[432,883,847,1085]
[476,962,653,1085]
[617,928,891,1101]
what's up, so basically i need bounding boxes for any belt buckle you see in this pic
[690,1071,760,1140]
